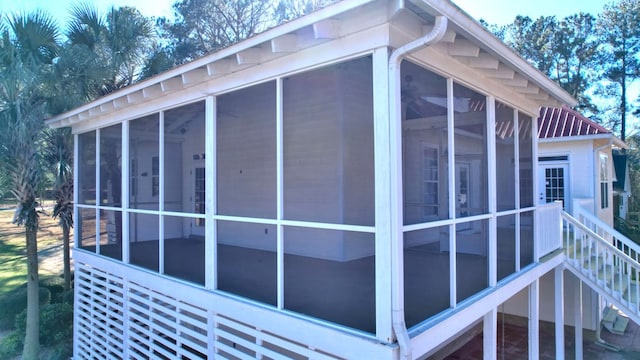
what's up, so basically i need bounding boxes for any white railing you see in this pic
[573,202,640,264]
[536,202,563,258]
[561,211,640,325]
[73,251,394,360]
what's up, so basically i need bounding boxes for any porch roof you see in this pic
[537,106,627,149]
[45,0,577,130]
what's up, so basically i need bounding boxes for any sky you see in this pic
[0,0,609,29]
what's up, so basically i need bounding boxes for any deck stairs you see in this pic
[561,210,640,330]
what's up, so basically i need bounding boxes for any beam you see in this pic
[236,48,262,65]
[125,90,143,104]
[313,19,340,39]
[142,84,163,99]
[469,53,500,70]
[113,97,129,109]
[448,38,480,57]
[161,77,184,92]
[207,59,232,76]
[182,67,208,85]
[486,64,515,80]
[271,34,298,53]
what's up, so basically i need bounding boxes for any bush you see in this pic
[39,276,66,303]
[13,302,74,359]
[0,287,51,330]
[0,330,23,358]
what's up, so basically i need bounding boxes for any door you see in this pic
[538,164,568,208]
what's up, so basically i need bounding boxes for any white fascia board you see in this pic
[410,0,577,107]
[46,0,376,129]
[539,134,628,149]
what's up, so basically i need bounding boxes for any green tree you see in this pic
[42,128,74,291]
[158,0,273,65]
[273,0,337,23]
[66,4,155,96]
[594,0,640,142]
[0,11,60,359]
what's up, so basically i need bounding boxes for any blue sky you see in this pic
[1,0,609,29]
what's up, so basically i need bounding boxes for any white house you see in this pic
[537,105,627,225]
[46,0,640,359]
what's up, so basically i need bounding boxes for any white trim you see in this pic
[555,266,565,360]
[373,46,393,342]
[409,254,564,356]
[158,111,165,275]
[205,96,216,290]
[483,308,497,359]
[95,129,102,254]
[529,278,540,359]
[276,77,284,310]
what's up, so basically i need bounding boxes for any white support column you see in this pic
[574,279,583,360]
[555,266,565,360]
[159,111,165,275]
[205,95,216,290]
[95,129,102,255]
[122,123,130,264]
[373,46,393,342]
[447,78,457,308]
[73,134,79,248]
[529,279,540,359]
[483,308,497,359]
[276,78,284,310]
[487,96,497,287]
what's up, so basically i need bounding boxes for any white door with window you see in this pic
[538,163,569,208]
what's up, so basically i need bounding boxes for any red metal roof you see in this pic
[537,105,611,139]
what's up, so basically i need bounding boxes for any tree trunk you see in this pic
[63,223,71,290]
[22,224,40,360]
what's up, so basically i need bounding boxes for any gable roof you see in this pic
[538,105,611,139]
[46,0,577,130]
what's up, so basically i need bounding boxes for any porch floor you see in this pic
[97,238,509,334]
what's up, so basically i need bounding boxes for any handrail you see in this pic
[562,212,640,266]
[561,210,640,325]
[573,203,640,263]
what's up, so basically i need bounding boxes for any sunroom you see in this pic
[48,0,574,358]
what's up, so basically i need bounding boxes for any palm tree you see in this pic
[43,128,74,291]
[0,11,60,359]
[66,4,155,96]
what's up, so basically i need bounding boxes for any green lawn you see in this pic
[0,204,64,296]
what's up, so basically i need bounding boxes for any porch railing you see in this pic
[536,202,563,259]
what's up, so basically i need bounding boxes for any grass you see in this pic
[0,201,66,296]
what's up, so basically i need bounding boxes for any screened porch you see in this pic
[75,54,538,337]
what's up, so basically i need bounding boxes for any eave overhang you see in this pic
[46,0,577,130]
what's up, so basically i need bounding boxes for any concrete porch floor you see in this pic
[437,314,640,359]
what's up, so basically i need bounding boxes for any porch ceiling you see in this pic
[45,0,576,130]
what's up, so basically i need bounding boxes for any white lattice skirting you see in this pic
[73,251,393,359]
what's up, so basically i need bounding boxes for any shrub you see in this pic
[0,287,51,330]
[0,330,23,358]
[13,302,74,359]
[39,276,66,302]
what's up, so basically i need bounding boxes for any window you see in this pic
[601,153,609,209]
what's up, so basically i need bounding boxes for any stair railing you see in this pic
[562,211,640,324]
[574,203,640,264]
